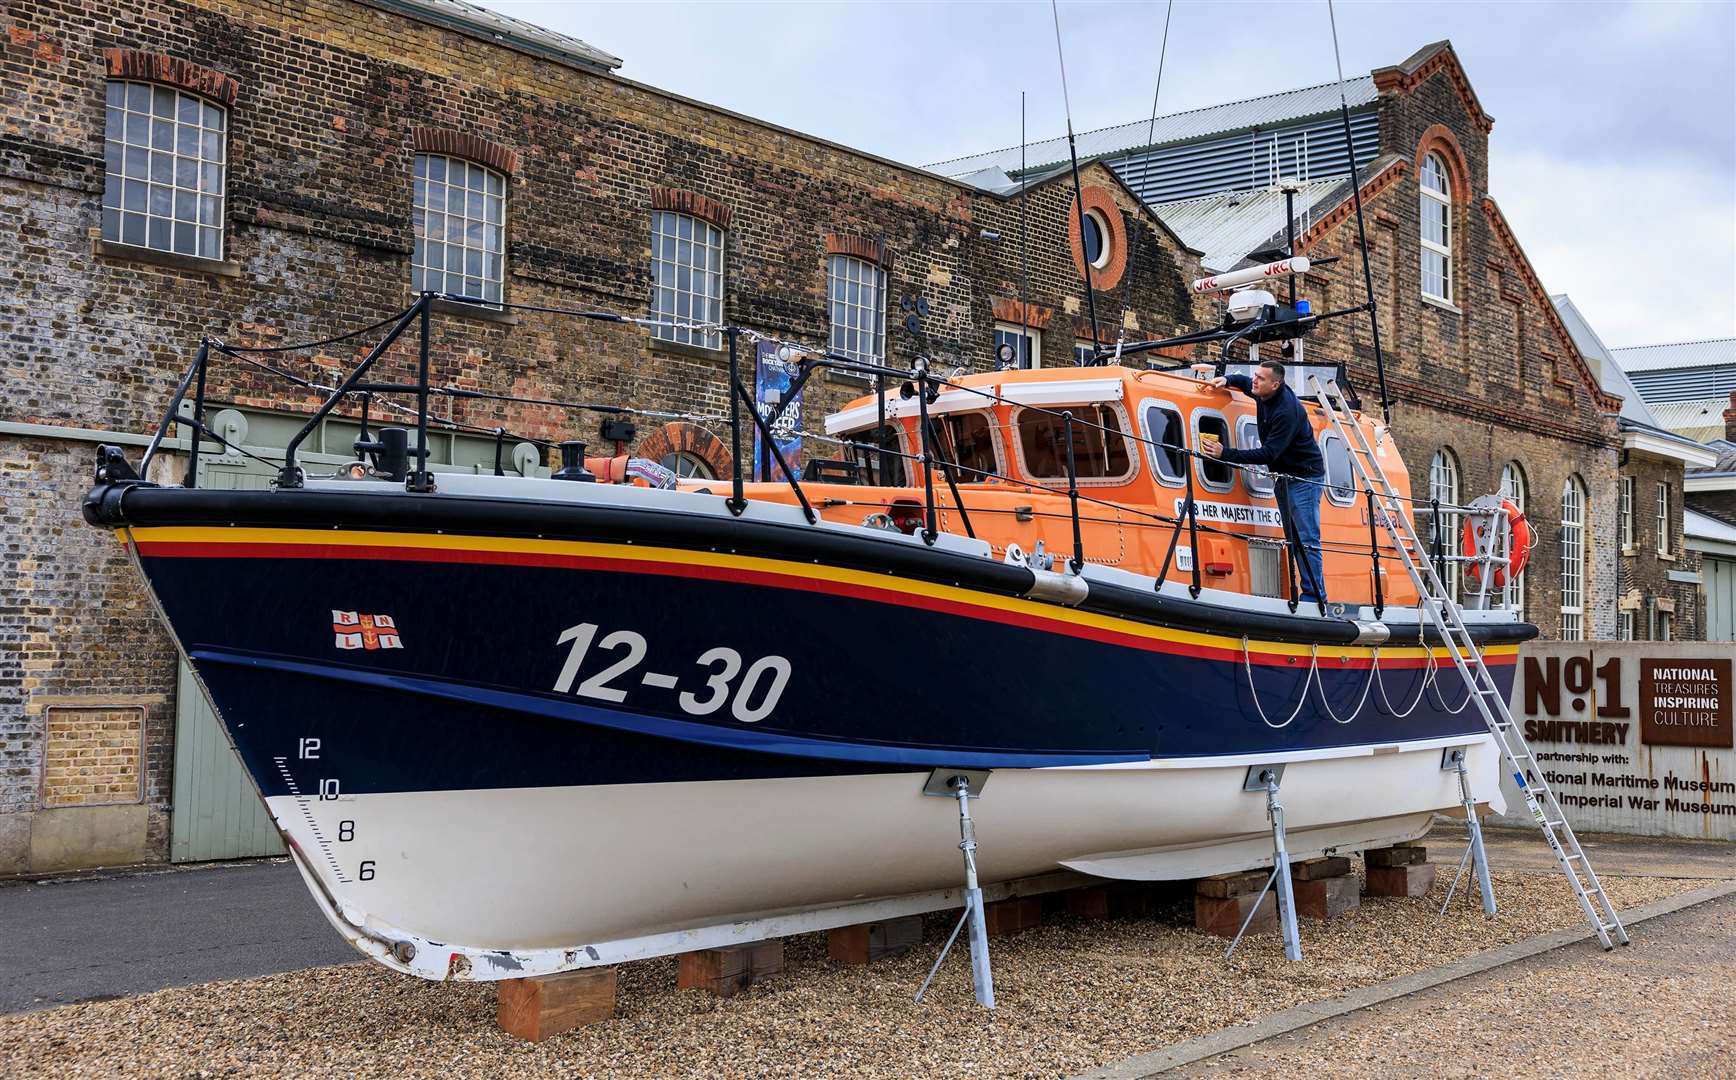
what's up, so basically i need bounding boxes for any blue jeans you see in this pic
[1280,476,1327,605]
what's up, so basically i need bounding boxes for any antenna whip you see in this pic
[1051,0,1103,365]
[1115,0,1174,364]
[1327,0,1392,423]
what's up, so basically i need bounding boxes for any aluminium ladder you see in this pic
[1311,378,1629,950]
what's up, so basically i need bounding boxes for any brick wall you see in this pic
[0,0,1205,871]
[1298,54,1621,640]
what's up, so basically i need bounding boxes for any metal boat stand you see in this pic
[1226,765,1302,962]
[915,768,995,1008]
[1439,747,1497,917]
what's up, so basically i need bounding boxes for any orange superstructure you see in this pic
[712,364,1422,609]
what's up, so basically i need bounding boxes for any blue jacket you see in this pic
[1216,374,1325,479]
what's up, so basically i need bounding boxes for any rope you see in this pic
[1373,646,1436,718]
[1242,636,1316,730]
[1312,645,1378,725]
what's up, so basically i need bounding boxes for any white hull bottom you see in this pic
[276,734,1505,981]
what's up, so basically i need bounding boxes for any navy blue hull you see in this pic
[136,542,1511,799]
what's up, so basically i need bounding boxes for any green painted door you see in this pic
[169,454,286,861]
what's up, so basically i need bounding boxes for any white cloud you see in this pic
[1493,149,1736,345]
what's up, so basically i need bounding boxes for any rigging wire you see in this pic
[1114,0,1174,364]
[1325,0,1392,423]
[1049,0,1103,362]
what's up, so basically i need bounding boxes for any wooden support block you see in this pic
[1195,869,1270,898]
[1195,891,1276,938]
[1365,845,1427,868]
[982,896,1041,937]
[1290,856,1352,881]
[677,940,784,997]
[496,967,616,1042]
[827,916,923,965]
[1294,874,1361,919]
[1364,862,1438,898]
[1066,885,1112,919]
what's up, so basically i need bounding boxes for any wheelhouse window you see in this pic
[1142,402,1186,486]
[102,81,226,259]
[1320,433,1357,506]
[1193,411,1233,492]
[1500,462,1528,613]
[1420,152,1452,303]
[846,424,906,487]
[650,211,724,349]
[412,154,506,304]
[1237,416,1275,498]
[1560,475,1586,641]
[932,412,999,479]
[994,323,1040,369]
[1016,404,1130,481]
[1656,481,1671,555]
[828,255,886,364]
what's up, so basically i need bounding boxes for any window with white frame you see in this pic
[412,154,506,304]
[1430,448,1461,600]
[1618,610,1634,640]
[1619,475,1635,549]
[1420,152,1452,303]
[1656,481,1671,555]
[1074,342,1096,366]
[1656,610,1672,641]
[102,81,226,259]
[1560,476,1586,641]
[1500,462,1527,613]
[650,211,724,349]
[827,255,886,364]
[994,323,1041,369]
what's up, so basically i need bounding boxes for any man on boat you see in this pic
[1203,360,1329,607]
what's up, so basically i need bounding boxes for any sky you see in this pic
[478,0,1736,348]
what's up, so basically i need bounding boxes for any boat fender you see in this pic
[1024,566,1089,607]
[1350,620,1390,645]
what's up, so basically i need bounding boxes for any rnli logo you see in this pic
[332,610,403,650]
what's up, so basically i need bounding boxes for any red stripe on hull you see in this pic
[133,539,1514,671]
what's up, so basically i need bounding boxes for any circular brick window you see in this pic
[1068,186,1128,290]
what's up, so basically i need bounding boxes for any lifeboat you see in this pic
[82,297,1534,984]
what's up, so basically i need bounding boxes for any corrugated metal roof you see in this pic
[1646,399,1732,443]
[1153,176,1350,272]
[1610,338,1736,372]
[379,0,623,72]
[927,76,1378,177]
[1551,294,1661,426]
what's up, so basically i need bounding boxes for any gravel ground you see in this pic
[1172,890,1736,1080]
[0,872,1707,1079]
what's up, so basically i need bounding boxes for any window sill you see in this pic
[1620,545,1636,556]
[429,297,518,325]
[647,336,726,363]
[92,237,240,278]
[1657,550,1677,562]
[1420,294,1462,315]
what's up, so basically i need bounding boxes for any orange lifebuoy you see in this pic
[1462,498,1532,588]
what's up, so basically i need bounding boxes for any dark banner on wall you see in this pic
[1495,642,1735,840]
[752,340,803,482]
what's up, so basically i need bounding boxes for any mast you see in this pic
[1019,91,1031,369]
[1115,0,1174,365]
[1049,0,1102,365]
[1326,0,1392,423]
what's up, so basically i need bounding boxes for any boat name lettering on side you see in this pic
[551,621,792,723]
[1173,499,1284,529]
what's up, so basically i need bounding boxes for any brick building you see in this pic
[938,40,1627,642]
[1555,297,1718,639]
[0,0,1208,873]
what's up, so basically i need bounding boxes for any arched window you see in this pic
[413,154,506,304]
[1420,152,1452,303]
[650,211,725,349]
[102,80,227,259]
[1559,475,1586,641]
[1500,462,1528,613]
[1429,448,1461,599]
